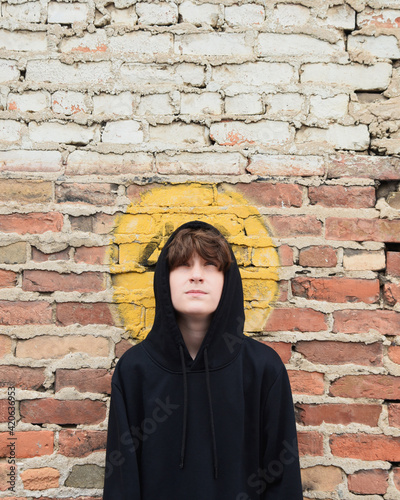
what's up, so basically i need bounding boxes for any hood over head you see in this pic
[143,220,246,372]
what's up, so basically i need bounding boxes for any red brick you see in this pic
[58,430,107,457]
[56,182,118,206]
[260,341,292,363]
[0,431,53,458]
[23,270,106,293]
[0,401,8,422]
[387,251,400,277]
[0,213,63,234]
[55,368,111,394]
[32,247,70,262]
[21,467,60,490]
[56,302,114,326]
[292,277,379,304]
[74,245,113,264]
[383,282,400,306]
[70,213,120,234]
[308,185,375,208]
[0,463,15,491]
[20,399,106,425]
[269,216,322,237]
[297,431,323,457]
[330,433,400,461]
[326,218,400,243]
[328,154,400,180]
[348,469,388,495]
[0,269,17,288]
[295,341,383,366]
[389,403,400,427]
[299,246,337,267]
[115,339,134,358]
[276,280,289,302]
[394,467,400,491]
[0,301,52,325]
[330,375,400,399]
[236,182,303,208]
[333,309,400,335]
[278,245,293,266]
[288,370,324,395]
[265,308,327,332]
[0,366,45,390]
[389,346,400,364]
[296,403,382,426]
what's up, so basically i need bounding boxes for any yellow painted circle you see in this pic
[110,184,279,340]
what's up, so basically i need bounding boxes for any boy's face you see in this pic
[169,252,224,321]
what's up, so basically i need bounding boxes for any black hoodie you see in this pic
[103,221,303,500]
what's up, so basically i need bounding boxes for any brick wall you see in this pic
[0,0,400,497]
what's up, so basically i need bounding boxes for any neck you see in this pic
[177,314,211,360]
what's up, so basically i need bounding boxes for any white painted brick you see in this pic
[225,94,263,115]
[150,123,209,147]
[210,120,292,147]
[309,94,349,120]
[109,6,137,25]
[0,150,62,173]
[59,31,108,54]
[258,33,346,61]
[109,32,172,55]
[247,154,325,176]
[0,59,19,82]
[348,35,400,59]
[102,120,144,144]
[301,63,392,91]
[52,91,89,115]
[326,5,356,30]
[180,92,222,115]
[93,93,135,116]
[358,8,400,28]
[274,4,310,26]
[136,2,178,25]
[26,60,113,85]
[120,63,205,87]
[224,4,265,27]
[296,124,369,151]
[179,1,221,27]
[29,122,99,144]
[212,62,296,88]
[0,29,47,52]
[175,33,253,57]
[3,2,41,22]
[137,94,174,115]
[0,120,25,142]
[48,1,89,24]
[156,152,246,175]
[266,93,303,119]
[8,92,50,113]
[67,151,153,175]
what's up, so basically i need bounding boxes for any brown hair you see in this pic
[166,227,232,272]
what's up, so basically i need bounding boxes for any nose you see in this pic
[190,262,204,282]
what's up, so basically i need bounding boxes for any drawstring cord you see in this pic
[204,346,219,479]
[179,344,188,470]
[178,343,218,480]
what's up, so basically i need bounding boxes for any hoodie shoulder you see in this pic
[242,336,286,378]
[112,342,148,386]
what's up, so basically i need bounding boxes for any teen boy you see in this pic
[103,220,302,499]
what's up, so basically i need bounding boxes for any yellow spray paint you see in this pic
[110,184,279,339]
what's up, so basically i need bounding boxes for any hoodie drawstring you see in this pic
[179,343,188,471]
[204,345,219,479]
[178,343,218,480]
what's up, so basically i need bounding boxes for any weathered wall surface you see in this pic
[0,0,400,498]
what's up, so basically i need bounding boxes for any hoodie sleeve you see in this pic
[103,381,142,500]
[261,366,303,500]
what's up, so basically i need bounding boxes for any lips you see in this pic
[186,290,207,295]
